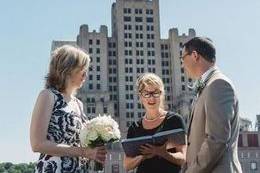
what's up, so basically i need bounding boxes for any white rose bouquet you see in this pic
[79,115,121,171]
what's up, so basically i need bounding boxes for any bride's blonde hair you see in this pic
[45,45,90,92]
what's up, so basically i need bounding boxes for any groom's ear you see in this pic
[191,50,199,62]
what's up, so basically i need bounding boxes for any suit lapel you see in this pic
[187,98,197,137]
[187,69,220,137]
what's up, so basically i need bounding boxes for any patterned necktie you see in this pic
[194,78,205,95]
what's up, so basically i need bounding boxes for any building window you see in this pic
[146,9,153,15]
[248,134,259,147]
[96,39,100,45]
[103,107,107,113]
[124,16,131,22]
[89,39,92,45]
[250,162,257,170]
[146,17,154,23]
[161,44,164,50]
[238,134,243,147]
[135,17,143,22]
[89,48,92,54]
[89,75,93,80]
[96,57,100,63]
[87,107,91,113]
[113,86,117,91]
[147,25,150,31]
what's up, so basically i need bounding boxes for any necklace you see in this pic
[144,113,165,122]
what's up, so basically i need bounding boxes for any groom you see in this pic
[181,37,242,173]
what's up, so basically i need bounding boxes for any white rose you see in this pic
[87,128,98,142]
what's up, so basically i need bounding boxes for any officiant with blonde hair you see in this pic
[123,73,186,173]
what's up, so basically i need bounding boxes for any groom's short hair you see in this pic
[183,37,216,63]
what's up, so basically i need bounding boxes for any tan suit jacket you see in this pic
[184,70,242,173]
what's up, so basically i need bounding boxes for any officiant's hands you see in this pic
[84,146,107,164]
[140,143,167,159]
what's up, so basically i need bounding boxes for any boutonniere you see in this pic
[194,79,205,95]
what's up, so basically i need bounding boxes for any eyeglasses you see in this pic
[140,90,161,98]
[180,53,190,63]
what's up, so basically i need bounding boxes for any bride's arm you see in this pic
[30,89,106,163]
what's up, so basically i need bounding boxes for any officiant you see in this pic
[123,73,186,173]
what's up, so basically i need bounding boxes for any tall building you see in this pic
[52,1,195,172]
[52,0,195,137]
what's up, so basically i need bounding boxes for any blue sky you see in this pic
[0,0,259,163]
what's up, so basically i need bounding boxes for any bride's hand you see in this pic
[84,146,107,164]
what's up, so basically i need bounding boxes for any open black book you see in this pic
[121,128,185,157]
